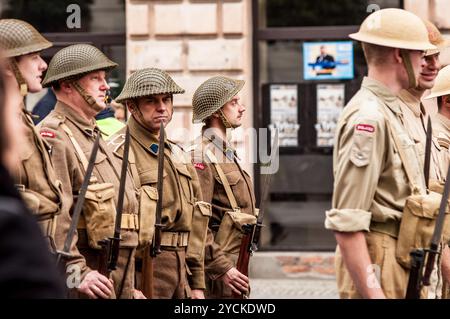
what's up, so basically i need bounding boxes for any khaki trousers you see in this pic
[335,231,412,299]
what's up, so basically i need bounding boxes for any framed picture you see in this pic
[303,41,354,80]
[269,84,300,147]
[315,84,345,147]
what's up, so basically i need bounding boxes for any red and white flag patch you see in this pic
[356,124,375,133]
[40,130,56,138]
[194,162,205,170]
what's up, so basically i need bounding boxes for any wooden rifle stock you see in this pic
[232,224,254,299]
[141,247,154,299]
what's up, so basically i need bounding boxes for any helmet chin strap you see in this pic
[218,109,239,129]
[72,81,104,113]
[400,49,418,89]
[10,59,28,96]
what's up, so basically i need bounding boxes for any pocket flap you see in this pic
[407,191,450,219]
[141,185,158,201]
[84,182,115,202]
[214,170,241,186]
[93,152,107,164]
[175,164,192,180]
[195,201,212,217]
[140,168,167,185]
[226,210,257,231]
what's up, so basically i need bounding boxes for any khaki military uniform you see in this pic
[431,113,450,299]
[39,101,139,299]
[190,133,257,298]
[114,116,208,299]
[398,90,448,298]
[16,108,63,250]
[325,77,426,299]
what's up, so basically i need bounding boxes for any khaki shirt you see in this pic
[431,113,450,182]
[191,133,257,280]
[39,101,139,277]
[17,109,63,246]
[325,77,426,232]
[398,90,442,183]
[123,116,205,289]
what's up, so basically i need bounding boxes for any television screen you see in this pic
[303,41,354,80]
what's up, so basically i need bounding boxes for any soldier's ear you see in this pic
[212,111,220,118]
[60,80,72,94]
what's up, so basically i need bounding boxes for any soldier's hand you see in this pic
[78,270,114,299]
[191,289,205,299]
[133,289,147,299]
[221,267,249,296]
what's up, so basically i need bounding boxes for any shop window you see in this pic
[260,0,403,28]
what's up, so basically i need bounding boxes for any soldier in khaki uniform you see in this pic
[189,76,254,298]
[113,68,210,299]
[0,19,64,251]
[324,9,435,298]
[396,22,450,299]
[39,44,142,299]
[424,65,450,298]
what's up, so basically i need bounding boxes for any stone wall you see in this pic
[125,0,254,173]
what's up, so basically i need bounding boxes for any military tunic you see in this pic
[39,101,139,299]
[16,108,63,249]
[325,77,426,298]
[191,132,257,298]
[117,116,206,298]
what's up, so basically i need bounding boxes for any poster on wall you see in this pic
[315,84,345,147]
[303,41,354,80]
[269,84,300,147]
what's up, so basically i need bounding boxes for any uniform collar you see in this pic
[54,101,98,136]
[398,89,426,117]
[127,115,170,156]
[361,77,403,115]
[203,130,238,161]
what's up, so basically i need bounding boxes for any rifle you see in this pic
[55,133,102,271]
[424,117,432,189]
[98,127,130,278]
[405,163,450,299]
[232,129,279,299]
[141,122,165,298]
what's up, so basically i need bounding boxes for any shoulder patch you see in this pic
[193,162,205,170]
[40,130,56,138]
[355,124,375,133]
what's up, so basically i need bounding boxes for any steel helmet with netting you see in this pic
[42,44,117,87]
[115,68,184,103]
[192,76,244,124]
[0,19,52,58]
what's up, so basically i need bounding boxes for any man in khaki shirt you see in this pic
[424,65,450,298]
[0,19,64,251]
[190,76,254,298]
[397,20,449,183]
[113,68,210,299]
[325,8,434,298]
[39,44,142,299]
[397,22,450,299]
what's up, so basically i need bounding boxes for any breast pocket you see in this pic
[175,164,194,202]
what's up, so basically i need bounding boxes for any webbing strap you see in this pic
[205,149,239,210]
[61,123,90,171]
